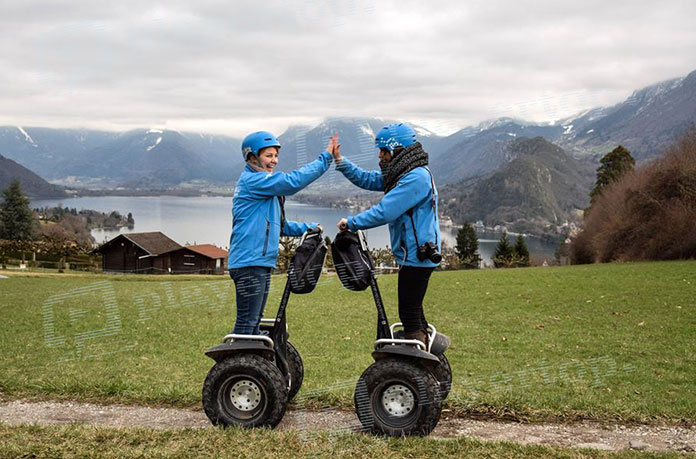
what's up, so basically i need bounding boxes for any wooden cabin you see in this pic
[93,232,182,274]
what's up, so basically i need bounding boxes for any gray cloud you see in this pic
[0,0,695,136]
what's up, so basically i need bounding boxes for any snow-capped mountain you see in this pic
[61,129,242,187]
[429,119,564,184]
[0,127,242,187]
[0,127,120,180]
[1,68,694,189]
[557,71,696,159]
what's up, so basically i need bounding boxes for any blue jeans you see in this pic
[230,267,272,335]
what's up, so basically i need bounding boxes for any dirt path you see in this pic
[0,400,694,453]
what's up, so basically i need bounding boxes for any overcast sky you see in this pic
[1,0,695,136]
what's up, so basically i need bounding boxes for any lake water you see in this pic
[31,196,558,265]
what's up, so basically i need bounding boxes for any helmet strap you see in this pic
[246,156,267,173]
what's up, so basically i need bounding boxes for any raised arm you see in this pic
[246,152,333,197]
[347,171,428,230]
[336,157,384,192]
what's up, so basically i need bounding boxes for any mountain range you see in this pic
[2,69,694,189]
[1,69,694,233]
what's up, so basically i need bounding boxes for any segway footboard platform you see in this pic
[205,334,275,362]
[372,340,441,369]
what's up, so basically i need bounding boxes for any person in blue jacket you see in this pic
[228,130,337,335]
[334,123,441,349]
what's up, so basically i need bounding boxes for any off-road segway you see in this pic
[202,227,327,428]
[331,230,451,436]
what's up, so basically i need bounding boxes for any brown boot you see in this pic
[404,329,429,351]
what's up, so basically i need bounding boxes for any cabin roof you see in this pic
[94,232,182,256]
[185,244,228,259]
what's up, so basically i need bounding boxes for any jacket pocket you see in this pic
[262,221,270,256]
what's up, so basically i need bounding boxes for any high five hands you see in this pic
[326,132,348,231]
[326,132,342,163]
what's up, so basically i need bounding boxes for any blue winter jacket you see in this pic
[336,157,441,268]
[228,152,333,269]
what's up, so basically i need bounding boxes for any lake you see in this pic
[31,196,558,265]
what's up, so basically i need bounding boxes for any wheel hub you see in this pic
[229,379,262,411]
[381,384,415,417]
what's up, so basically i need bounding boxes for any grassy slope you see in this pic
[0,261,694,423]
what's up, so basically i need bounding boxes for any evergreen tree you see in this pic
[127,212,135,228]
[590,145,635,203]
[512,234,530,267]
[0,180,36,241]
[455,222,481,269]
[492,231,513,268]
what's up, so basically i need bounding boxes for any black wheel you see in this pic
[431,353,452,400]
[202,354,288,428]
[287,341,304,401]
[354,359,442,436]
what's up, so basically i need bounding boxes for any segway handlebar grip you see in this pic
[306,225,323,235]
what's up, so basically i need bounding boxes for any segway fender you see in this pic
[205,342,274,362]
[393,329,451,355]
[372,346,441,369]
[430,333,451,355]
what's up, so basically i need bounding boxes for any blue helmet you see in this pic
[375,123,417,152]
[241,131,281,161]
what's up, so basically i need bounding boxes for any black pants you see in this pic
[398,265,435,333]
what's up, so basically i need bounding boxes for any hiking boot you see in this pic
[405,329,429,351]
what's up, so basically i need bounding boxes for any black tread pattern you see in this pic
[287,341,304,400]
[202,354,288,428]
[431,353,452,400]
[354,359,442,436]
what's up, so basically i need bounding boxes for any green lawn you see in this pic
[1,261,695,423]
[0,423,681,458]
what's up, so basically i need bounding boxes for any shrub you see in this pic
[572,127,696,262]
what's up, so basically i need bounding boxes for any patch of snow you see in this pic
[146,137,162,151]
[146,129,163,134]
[563,124,573,135]
[17,126,36,145]
[414,126,433,137]
[586,129,594,134]
[359,124,374,138]
[507,133,517,137]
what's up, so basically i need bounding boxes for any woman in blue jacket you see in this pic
[229,131,336,335]
[334,123,440,348]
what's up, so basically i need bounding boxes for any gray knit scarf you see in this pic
[379,142,429,194]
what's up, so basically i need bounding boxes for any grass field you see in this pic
[1,260,695,424]
[0,423,682,458]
